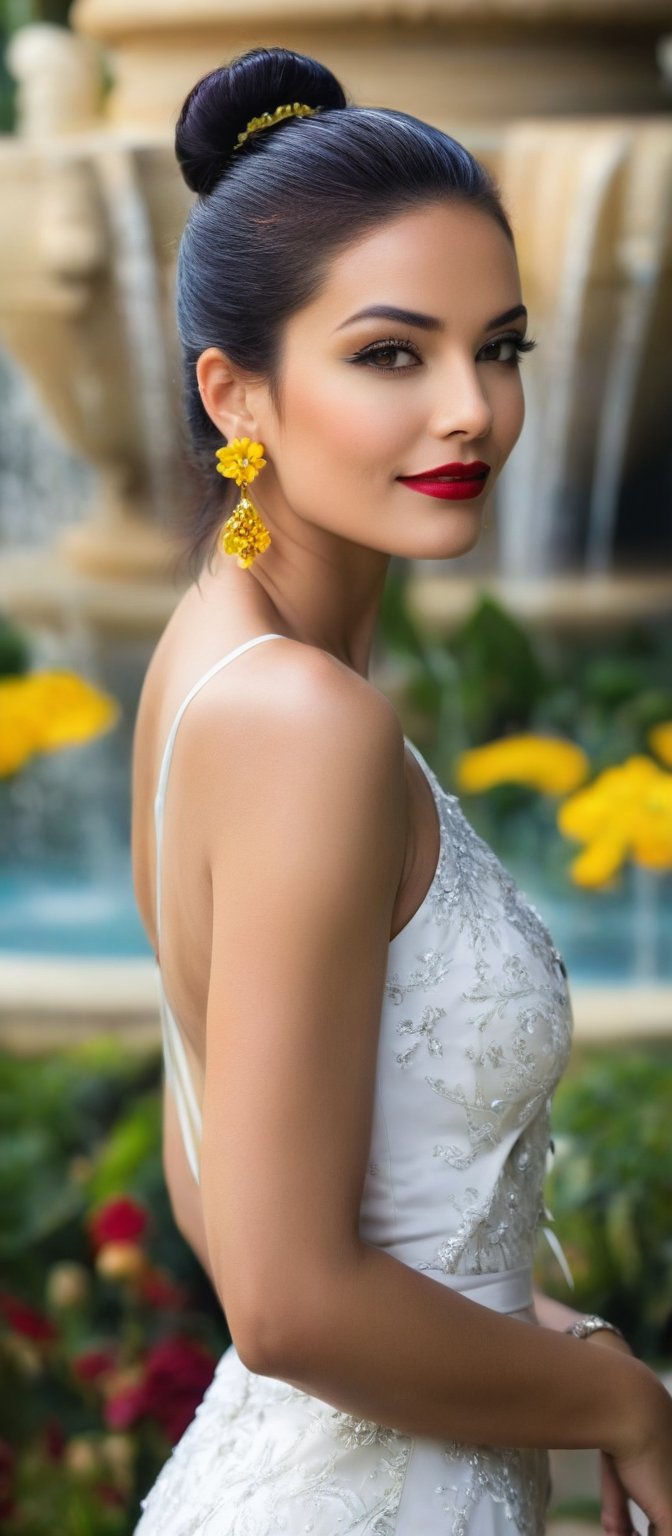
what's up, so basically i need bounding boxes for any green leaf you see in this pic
[86,1093,161,1203]
[447,592,547,740]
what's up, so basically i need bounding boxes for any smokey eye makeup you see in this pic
[348,332,538,374]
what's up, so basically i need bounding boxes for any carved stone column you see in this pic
[1,25,192,580]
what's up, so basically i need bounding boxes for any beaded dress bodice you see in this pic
[364,749,574,1284]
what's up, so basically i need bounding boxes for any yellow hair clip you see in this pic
[233,101,319,153]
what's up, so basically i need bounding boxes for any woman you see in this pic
[130,44,672,1535]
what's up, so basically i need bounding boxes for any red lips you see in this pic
[400,460,490,480]
[396,461,491,502]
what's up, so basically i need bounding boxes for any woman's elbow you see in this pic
[219,1272,320,1379]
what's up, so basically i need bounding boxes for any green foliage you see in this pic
[382,570,672,772]
[446,590,549,742]
[377,572,672,880]
[0,1042,229,1533]
[535,624,672,775]
[0,2,114,135]
[537,1044,672,1367]
[0,609,31,677]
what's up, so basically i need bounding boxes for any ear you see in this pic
[196,347,260,441]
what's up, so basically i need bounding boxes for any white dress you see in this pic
[135,632,575,1536]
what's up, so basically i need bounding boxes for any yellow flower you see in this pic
[557,754,672,887]
[648,720,672,768]
[0,677,41,775]
[567,833,629,888]
[0,670,120,778]
[215,436,266,487]
[455,734,590,796]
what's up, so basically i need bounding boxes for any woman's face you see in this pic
[256,199,529,561]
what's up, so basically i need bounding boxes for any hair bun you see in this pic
[175,45,347,197]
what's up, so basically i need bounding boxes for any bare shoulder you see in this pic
[181,637,407,881]
[184,634,401,751]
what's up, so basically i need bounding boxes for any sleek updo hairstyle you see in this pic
[173,45,514,580]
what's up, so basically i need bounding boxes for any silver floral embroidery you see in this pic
[385,948,453,1006]
[415,1183,493,1272]
[419,1104,562,1279]
[395,1002,446,1068]
[461,952,550,1032]
[435,1438,552,1536]
[418,761,566,973]
[327,1411,402,1451]
[135,1352,413,1536]
[397,773,574,1280]
[464,1039,505,1070]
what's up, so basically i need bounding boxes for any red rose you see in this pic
[143,1338,216,1443]
[42,1417,66,1461]
[87,1197,149,1253]
[0,1439,15,1521]
[103,1337,216,1445]
[135,1267,188,1310]
[96,1481,126,1508]
[73,1346,118,1385]
[0,1291,58,1342]
[104,1381,148,1432]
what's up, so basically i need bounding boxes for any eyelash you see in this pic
[349,332,538,374]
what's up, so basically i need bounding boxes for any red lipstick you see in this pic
[397,460,490,501]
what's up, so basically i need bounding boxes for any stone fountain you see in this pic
[0,0,670,600]
[0,1,671,1046]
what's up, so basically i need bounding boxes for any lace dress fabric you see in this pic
[135,632,574,1535]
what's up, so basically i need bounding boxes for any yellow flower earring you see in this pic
[215,436,271,569]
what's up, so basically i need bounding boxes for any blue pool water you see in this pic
[0,862,152,958]
[0,855,670,980]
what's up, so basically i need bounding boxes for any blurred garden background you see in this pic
[0,0,671,1531]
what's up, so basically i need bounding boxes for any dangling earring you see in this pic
[215,436,271,568]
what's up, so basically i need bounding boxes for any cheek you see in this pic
[285,370,404,468]
[500,371,525,443]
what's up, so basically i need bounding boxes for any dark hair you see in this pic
[173,45,515,581]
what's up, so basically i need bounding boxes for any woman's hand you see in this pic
[585,1330,644,1536]
[534,1289,672,1531]
[599,1449,639,1536]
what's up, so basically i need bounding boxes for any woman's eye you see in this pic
[351,339,420,373]
[349,332,537,375]
[479,334,537,364]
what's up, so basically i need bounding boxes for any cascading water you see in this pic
[497,129,633,578]
[0,343,95,547]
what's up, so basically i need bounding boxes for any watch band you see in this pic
[565,1314,626,1342]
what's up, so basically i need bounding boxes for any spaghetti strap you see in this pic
[154,633,288,943]
[153,632,289,1184]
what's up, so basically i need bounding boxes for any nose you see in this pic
[428,353,494,443]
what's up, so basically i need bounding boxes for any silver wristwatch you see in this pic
[565,1314,626,1342]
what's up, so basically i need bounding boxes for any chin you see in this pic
[429,517,486,560]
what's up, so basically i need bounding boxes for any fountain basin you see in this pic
[1,855,670,1051]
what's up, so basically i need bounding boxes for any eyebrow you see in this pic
[334,303,528,333]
